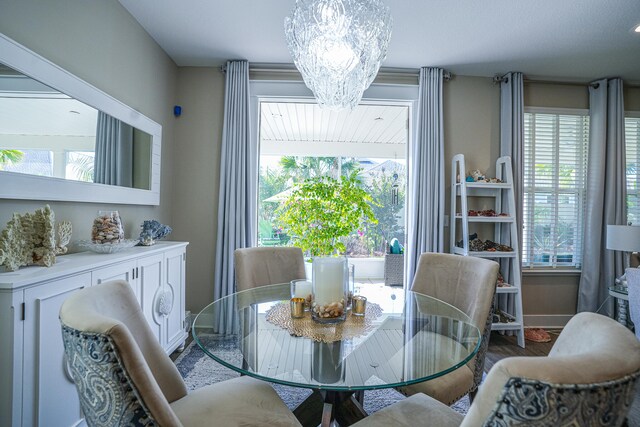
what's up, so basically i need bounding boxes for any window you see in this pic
[65,151,95,182]
[1,149,53,176]
[256,101,408,256]
[523,110,589,268]
[626,116,640,224]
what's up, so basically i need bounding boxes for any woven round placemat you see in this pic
[265,301,383,343]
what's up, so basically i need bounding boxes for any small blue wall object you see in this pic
[173,105,182,117]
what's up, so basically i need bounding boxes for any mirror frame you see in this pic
[0,33,161,205]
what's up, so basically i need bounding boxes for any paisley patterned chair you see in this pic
[397,252,499,405]
[354,311,640,427]
[59,280,301,427]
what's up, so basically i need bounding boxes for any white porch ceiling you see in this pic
[259,102,408,159]
[119,0,640,83]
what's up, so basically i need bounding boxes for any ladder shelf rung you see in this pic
[496,286,519,294]
[491,322,522,331]
[455,215,514,223]
[453,247,517,258]
[456,182,511,189]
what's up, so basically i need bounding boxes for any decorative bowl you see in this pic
[77,239,139,254]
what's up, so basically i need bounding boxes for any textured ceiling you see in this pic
[119,0,640,83]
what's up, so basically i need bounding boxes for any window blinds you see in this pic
[626,117,640,225]
[523,112,589,268]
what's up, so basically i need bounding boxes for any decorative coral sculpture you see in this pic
[0,205,57,271]
[138,220,172,246]
[55,221,72,255]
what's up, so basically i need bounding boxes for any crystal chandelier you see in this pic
[284,0,392,110]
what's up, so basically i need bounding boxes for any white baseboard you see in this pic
[524,314,573,329]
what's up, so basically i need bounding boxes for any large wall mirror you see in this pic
[0,34,161,205]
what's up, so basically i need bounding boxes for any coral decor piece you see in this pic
[138,220,172,246]
[0,205,57,271]
[55,221,72,255]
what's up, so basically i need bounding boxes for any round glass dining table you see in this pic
[192,284,480,427]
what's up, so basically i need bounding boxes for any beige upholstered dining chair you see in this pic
[234,246,306,292]
[625,268,640,340]
[59,280,301,427]
[397,252,499,405]
[355,312,640,427]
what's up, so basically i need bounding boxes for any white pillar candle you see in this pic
[313,257,346,305]
[292,280,313,299]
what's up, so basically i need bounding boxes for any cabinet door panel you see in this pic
[23,272,91,427]
[138,254,164,346]
[165,249,186,350]
[92,261,138,303]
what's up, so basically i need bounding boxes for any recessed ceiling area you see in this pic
[119,0,640,83]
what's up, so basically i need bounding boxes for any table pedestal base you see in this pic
[294,390,368,427]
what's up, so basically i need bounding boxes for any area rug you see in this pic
[174,338,471,416]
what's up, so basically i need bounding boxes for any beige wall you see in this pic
[524,82,589,110]
[442,75,500,252]
[171,67,225,312]
[627,87,640,112]
[0,1,178,245]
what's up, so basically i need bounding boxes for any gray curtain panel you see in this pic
[498,72,524,328]
[213,60,257,334]
[578,78,626,316]
[94,111,133,187]
[406,67,445,285]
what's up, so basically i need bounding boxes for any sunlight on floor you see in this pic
[355,279,405,315]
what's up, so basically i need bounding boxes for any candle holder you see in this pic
[352,295,367,316]
[290,279,313,311]
[290,298,306,318]
[311,257,348,323]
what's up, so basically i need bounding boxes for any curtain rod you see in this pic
[223,63,452,80]
[493,74,640,89]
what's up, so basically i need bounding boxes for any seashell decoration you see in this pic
[91,211,124,244]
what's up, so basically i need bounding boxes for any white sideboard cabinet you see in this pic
[0,241,189,427]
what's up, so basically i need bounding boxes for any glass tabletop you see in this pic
[192,283,481,392]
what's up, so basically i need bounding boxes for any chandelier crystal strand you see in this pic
[285,0,392,110]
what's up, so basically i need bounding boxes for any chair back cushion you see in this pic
[60,280,186,426]
[463,312,640,426]
[234,247,306,292]
[410,252,499,384]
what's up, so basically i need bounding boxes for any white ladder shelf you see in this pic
[450,154,525,347]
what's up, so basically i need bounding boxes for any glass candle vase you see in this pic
[291,279,313,311]
[311,257,348,323]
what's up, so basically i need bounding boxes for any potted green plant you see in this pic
[276,171,377,257]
